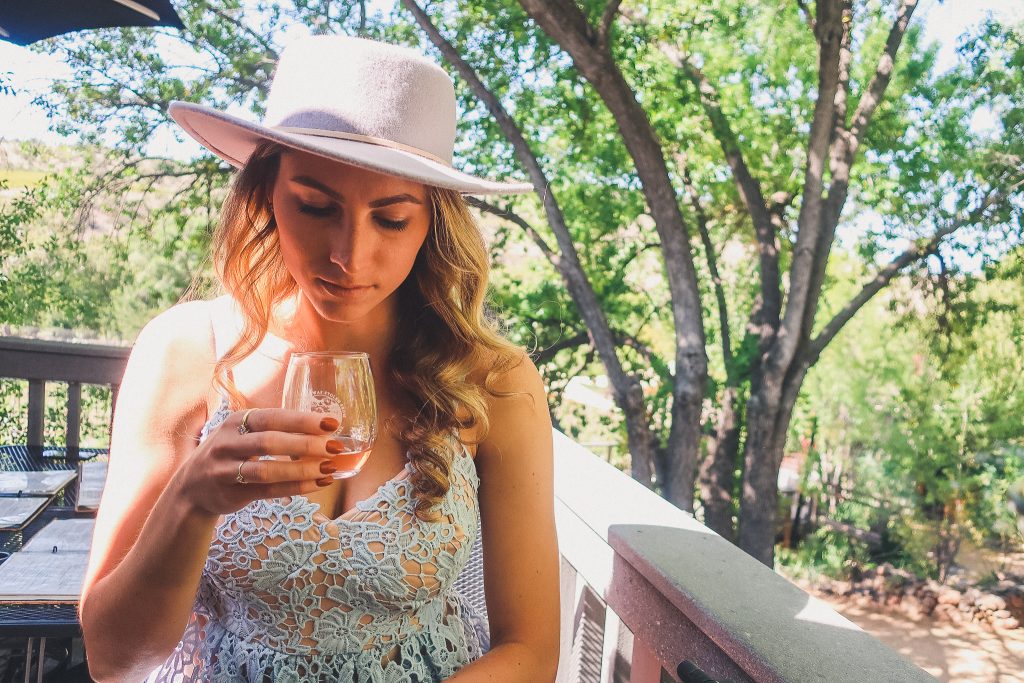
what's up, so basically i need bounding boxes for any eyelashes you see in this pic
[375,217,409,231]
[298,204,335,217]
[297,203,409,231]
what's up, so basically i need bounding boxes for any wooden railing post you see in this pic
[66,381,83,449]
[27,379,45,447]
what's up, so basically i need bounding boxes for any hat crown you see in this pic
[264,36,457,164]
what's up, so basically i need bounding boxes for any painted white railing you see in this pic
[552,431,936,682]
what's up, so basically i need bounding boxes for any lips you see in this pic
[317,278,373,296]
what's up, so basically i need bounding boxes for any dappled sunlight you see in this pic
[792,596,862,631]
[818,593,1024,683]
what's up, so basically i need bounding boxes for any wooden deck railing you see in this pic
[0,336,935,682]
[0,336,130,448]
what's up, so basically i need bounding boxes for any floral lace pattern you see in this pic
[148,402,486,682]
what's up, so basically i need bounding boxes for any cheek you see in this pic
[274,220,321,277]
[388,232,429,278]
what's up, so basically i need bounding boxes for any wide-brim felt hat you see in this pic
[168,36,533,196]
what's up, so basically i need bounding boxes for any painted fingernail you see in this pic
[320,417,339,431]
[320,461,338,475]
[316,476,334,486]
[326,440,343,454]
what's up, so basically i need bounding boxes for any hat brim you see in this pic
[168,101,534,196]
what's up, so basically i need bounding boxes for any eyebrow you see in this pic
[290,176,424,208]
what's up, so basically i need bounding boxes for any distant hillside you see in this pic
[0,139,82,187]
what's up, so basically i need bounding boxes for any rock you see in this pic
[919,594,938,616]
[937,588,962,605]
[992,617,1020,631]
[976,594,1006,612]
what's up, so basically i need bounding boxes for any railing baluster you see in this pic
[570,584,606,683]
[27,379,45,447]
[66,382,82,450]
[628,637,663,683]
[601,609,631,683]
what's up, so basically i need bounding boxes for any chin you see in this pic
[313,299,376,323]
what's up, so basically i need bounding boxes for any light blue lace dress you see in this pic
[147,402,488,682]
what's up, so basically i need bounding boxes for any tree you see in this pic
[396,0,1023,564]
[797,247,1024,579]
[16,0,1024,565]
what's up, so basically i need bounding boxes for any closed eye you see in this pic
[298,203,336,217]
[375,217,409,231]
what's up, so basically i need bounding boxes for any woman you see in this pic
[79,36,559,682]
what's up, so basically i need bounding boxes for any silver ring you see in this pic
[237,409,256,435]
[236,460,248,485]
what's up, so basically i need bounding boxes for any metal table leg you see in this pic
[36,638,46,683]
[23,638,33,683]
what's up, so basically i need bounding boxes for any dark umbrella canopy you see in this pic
[0,0,185,46]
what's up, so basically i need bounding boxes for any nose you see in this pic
[328,214,375,274]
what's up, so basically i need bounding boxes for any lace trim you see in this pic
[150,398,486,681]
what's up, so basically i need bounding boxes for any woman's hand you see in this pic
[171,408,341,517]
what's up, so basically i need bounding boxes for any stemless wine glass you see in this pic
[282,352,377,479]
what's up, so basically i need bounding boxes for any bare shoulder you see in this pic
[134,297,219,353]
[473,348,550,458]
[115,299,218,446]
[473,347,544,398]
[127,300,216,382]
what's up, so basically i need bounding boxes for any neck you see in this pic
[271,294,399,370]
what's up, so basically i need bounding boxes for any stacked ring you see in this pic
[237,408,256,435]
[236,460,248,485]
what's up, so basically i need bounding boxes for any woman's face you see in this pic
[271,150,432,324]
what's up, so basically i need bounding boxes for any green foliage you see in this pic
[797,247,1024,577]
[0,145,217,337]
[777,526,872,582]
[0,380,114,448]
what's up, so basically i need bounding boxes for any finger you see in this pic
[239,456,339,484]
[233,432,339,461]
[231,408,339,436]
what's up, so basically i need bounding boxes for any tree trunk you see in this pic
[700,385,741,539]
[517,0,707,510]
[737,376,786,566]
[620,378,656,485]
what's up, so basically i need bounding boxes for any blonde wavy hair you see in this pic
[208,141,522,520]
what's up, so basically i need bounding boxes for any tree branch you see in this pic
[771,0,846,374]
[401,0,640,408]
[535,331,590,365]
[801,0,918,355]
[796,0,816,32]
[849,0,918,149]
[517,0,709,477]
[669,55,782,330]
[206,7,279,60]
[599,0,623,47]
[807,189,1014,363]
[465,196,556,261]
[678,156,732,370]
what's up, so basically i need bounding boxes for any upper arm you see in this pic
[475,353,559,660]
[82,300,215,601]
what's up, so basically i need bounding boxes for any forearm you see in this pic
[81,477,219,682]
[446,642,559,682]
